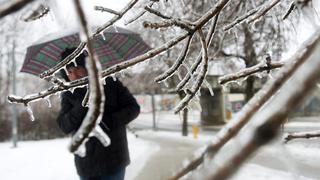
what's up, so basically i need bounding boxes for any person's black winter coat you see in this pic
[57,77,140,177]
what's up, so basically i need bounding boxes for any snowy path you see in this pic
[132,131,203,180]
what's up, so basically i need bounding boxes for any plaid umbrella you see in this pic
[21,26,150,76]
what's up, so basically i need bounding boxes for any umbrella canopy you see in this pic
[21,26,150,76]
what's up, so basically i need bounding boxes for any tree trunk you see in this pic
[243,24,257,102]
[178,91,188,136]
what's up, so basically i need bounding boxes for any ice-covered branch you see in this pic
[282,1,296,20]
[223,9,258,31]
[173,29,208,114]
[170,29,320,180]
[218,60,284,85]
[69,0,104,153]
[205,29,320,180]
[154,34,193,83]
[94,6,120,16]
[21,4,50,22]
[0,0,34,19]
[284,130,320,142]
[144,6,171,19]
[143,19,194,32]
[175,13,220,92]
[247,0,281,24]
[40,0,140,79]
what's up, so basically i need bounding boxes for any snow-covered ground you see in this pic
[0,133,158,180]
[1,129,319,180]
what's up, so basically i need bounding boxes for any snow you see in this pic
[0,133,158,180]
[1,128,319,180]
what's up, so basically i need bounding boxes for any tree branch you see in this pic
[218,60,284,85]
[284,130,320,142]
[69,0,104,153]
[0,0,34,19]
[247,0,281,24]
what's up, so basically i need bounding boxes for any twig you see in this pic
[218,61,284,85]
[69,0,104,153]
[284,130,320,142]
[282,1,296,20]
[0,0,34,19]
[175,13,220,92]
[144,5,171,19]
[247,0,281,24]
[223,9,258,31]
[155,34,193,83]
[94,6,121,16]
[143,19,194,32]
[174,29,208,114]
[21,4,50,22]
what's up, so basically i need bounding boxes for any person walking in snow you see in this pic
[57,48,140,180]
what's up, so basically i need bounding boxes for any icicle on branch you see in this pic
[205,29,320,180]
[0,0,34,19]
[173,29,208,114]
[94,6,121,16]
[69,0,105,153]
[170,29,320,180]
[218,60,284,85]
[21,4,50,22]
[284,130,320,143]
[175,13,220,92]
[40,0,140,79]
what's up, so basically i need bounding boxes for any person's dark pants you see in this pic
[80,168,125,180]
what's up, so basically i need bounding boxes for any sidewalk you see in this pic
[130,131,205,180]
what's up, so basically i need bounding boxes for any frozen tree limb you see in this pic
[69,0,105,153]
[284,130,320,142]
[247,0,281,24]
[282,1,296,20]
[94,6,121,16]
[21,4,49,22]
[173,29,208,114]
[223,9,258,31]
[205,29,320,180]
[143,19,195,32]
[144,6,170,19]
[218,61,284,85]
[170,29,320,180]
[175,13,220,92]
[0,0,34,19]
[154,34,193,83]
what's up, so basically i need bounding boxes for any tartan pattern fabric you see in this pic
[21,28,150,76]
